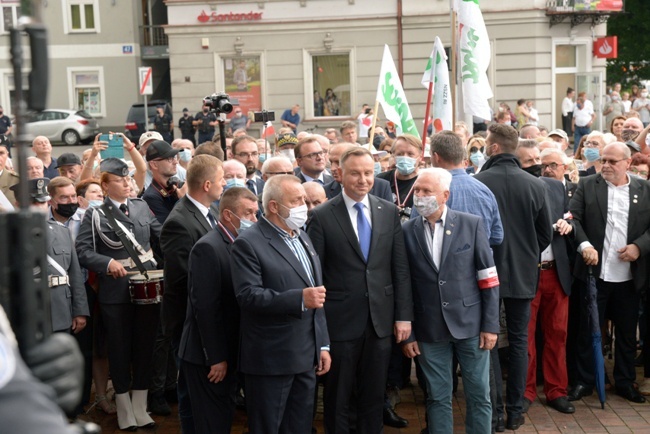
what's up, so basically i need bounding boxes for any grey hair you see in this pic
[417,167,452,192]
[261,156,292,175]
[517,139,538,150]
[222,159,246,176]
[262,174,300,214]
[539,147,569,165]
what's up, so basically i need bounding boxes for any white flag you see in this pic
[455,0,493,120]
[421,37,453,133]
[376,45,420,138]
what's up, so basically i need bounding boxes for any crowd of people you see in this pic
[2,92,650,434]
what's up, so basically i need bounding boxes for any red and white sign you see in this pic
[139,67,153,95]
[594,36,617,59]
[197,10,263,23]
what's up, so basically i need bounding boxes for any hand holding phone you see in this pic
[99,133,125,159]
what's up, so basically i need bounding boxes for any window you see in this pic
[67,67,105,117]
[4,73,29,116]
[0,1,20,34]
[310,53,351,118]
[63,0,99,33]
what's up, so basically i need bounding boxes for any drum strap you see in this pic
[101,204,149,278]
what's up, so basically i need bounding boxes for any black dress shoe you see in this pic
[164,387,178,404]
[547,396,575,414]
[383,407,408,428]
[147,391,171,416]
[616,385,647,403]
[505,415,525,430]
[567,384,593,401]
[522,398,532,413]
[495,416,505,432]
[420,429,428,434]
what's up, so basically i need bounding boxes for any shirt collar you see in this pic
[263,216,299,239]
[301,171,324,183]
[108,197,127,208]
[186,193,210,218]
[342,191,370,211]
[604,175,631,189]
[421,206,448,226]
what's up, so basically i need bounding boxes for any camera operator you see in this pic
[142,140,188,224]
[193,103,218,145]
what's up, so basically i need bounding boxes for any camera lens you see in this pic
[218,99,233,114]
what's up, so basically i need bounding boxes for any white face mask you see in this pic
[280,203,308,230]
[413,195,440,217]
[279,149,295,162]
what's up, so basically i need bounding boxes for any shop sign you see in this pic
[198,10,263,23]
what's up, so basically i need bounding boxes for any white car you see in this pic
[26,109,100,145]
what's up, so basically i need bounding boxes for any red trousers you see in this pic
[525,267,569,401]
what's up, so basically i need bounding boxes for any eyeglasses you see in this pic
[600,157,624,165]
[631,168,649,176]
[584,141,602,148]
[236,152,259,159]
[541,163,561,170]
[265,171,294,175]
[299,151,324,160]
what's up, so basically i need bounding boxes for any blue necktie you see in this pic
[246,179,256,194]
[354,202,371,261]
[206,212,217,229]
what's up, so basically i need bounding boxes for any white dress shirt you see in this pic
[423,207,448,269]
[600,179,632,282]
[342,191,372,240]
[562,97,574,116]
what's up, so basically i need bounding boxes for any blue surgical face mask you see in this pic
[374,162,382,176]
[179,149,192,162]
[395,156,417,176]
[584,147,601,162]
[258,153,267,164]
[88,199,103,208]
[225,178,246,190]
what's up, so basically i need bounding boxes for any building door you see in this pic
[576,71,604,132]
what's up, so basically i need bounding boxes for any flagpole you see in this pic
[421,82,433,152]
[450,0,457,127]
[367,100,380,150]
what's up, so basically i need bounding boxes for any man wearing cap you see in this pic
[0,140,18,206]
[194,104,218,145]
[32,136,58,179]
[294,136,333,185]
[276,132,299,165]
[142,140,187,224]
[153,106,173,143]
[178,108,196,145]
[139,132,187,191]
[13,178,88,335]
[548,129,570,153]
[57,153,83,184]
[232,135,265,195]
[76,158,162,431]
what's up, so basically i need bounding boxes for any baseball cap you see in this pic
[57,152,82,166]
[138,131,163,149]
[182,108,189,113]
[548,129,569,142]
[100,158,130,177]
[146,140,180,161]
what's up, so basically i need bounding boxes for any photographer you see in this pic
[193,103,218,145]
[142,140,187,224]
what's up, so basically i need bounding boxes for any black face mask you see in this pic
[621,129,640,142]
[55,202,79,218]
[203,109,209,114]
[522,164,542,178]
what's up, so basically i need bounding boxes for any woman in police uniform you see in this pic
[76,158,162,431]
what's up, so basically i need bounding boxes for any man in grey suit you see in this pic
[231,175,330,433]
[402,168,499,434]
[308,147,413,433]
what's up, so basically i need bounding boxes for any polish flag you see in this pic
[262,121,275,139]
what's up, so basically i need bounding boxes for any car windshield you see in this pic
[128,105,161,121]
[76,110,93,119]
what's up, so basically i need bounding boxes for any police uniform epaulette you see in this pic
[7,170,18,178]
[130,197,145,203]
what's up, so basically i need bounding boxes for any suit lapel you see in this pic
[413,217,436,271]
[261,219,313,287]
[439,209,457,270]
[368,195,385,262]
[330,196,366,262]
[184,197,212,232]
[595,175,608,222]
[299,231,322,286]
[628,177,641,240]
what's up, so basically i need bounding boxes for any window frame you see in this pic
[62,0,100,34]
[0,1,20,34]
[303,48,356,121]
[66,66,106,117]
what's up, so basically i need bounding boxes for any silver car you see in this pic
[25,109,100,145]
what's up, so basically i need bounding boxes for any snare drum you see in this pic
[128,270,164,305]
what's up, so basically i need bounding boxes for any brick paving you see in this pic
[80,364,650,433]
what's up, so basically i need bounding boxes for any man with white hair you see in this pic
[222,159,247,191]
[26,156,45,179]
[540,148,577,199]
[402,168,499,433]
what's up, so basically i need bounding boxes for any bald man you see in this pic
[303,181,328,212]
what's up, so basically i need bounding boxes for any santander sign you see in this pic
[197,10,263,23]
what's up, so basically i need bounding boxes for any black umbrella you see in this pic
[587,267,606,409]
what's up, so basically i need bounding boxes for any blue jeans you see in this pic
[418,336,492,434]
[574,126,591,152]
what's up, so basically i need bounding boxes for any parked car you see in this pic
[124,100,172,144]
[25,109,100,145]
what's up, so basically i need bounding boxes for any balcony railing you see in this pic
[140,25,168,59]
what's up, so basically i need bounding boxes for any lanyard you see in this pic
[393,170,416,208]
[217,221,235,243]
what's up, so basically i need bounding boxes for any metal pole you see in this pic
[144,94,148,132]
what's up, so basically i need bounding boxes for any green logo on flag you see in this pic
[461,28,480,84]
[381,72,418,136]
